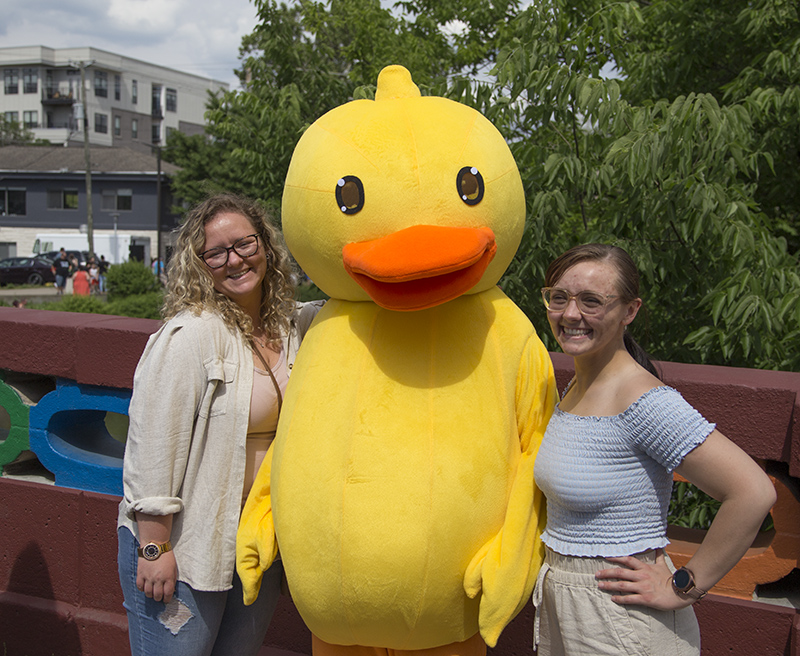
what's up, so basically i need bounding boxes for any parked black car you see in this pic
[40,250,91,267]
[0,257,58,286]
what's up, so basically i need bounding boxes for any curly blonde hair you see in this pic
[162,194,296,345]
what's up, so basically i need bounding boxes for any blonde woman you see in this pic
[117,194,322,656]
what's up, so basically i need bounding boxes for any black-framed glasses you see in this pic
[541,287,618,315]
[200,234,260,269]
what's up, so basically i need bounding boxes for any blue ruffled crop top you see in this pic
[534,385,715,557]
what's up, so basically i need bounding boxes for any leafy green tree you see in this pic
[0,116,48,146]
[485,0,800,371]
[162,126,259,212]
[166,0,800,370]
[617,0,800,255]
[172,0,519,216]
[105,261,162,301]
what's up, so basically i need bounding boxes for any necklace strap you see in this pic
[250,338,283,414]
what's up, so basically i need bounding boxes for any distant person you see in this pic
[65,254,79,294]
[11,299,28,308]
[98,255,109,293]
[88,257,100,295]
[72,266,91,296]
[51,249,71,296]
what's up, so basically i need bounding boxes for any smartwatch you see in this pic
[137,541,173,561]
[671,566,707,600]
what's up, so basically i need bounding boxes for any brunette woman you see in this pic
[532,243,775,655]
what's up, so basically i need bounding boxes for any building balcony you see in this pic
[41,88,75,105]
[0,307,798,656]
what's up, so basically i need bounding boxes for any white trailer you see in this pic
[32,233,150,265]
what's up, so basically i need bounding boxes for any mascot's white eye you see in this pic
[336,176,365,214]
[457,167,484,206]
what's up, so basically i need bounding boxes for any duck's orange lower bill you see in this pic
[342,225,497,311]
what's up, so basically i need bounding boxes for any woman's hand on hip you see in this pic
[594,550,693,611]
[137,552,178,604]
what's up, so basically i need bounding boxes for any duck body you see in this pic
[236,65,556,650]
[271,289,554,649]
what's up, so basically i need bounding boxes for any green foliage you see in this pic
[169,0,520,217]
[490,0,800,370]
[295,280,329,302]
[0,116,50,146]
[41,295,108,314]
[105,292,164,320]
[165,0,800,371]
[105,261,162,301]
[161,130,261,212]
[669,480,774,532]
[668,481,722,530]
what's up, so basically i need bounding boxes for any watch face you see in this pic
[673,568,692,590]
[142,543,161,560]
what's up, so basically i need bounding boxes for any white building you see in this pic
[0,46,228,151]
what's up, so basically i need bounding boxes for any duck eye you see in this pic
[457,166,484,206]
[336,176,364,214]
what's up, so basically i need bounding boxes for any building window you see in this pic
[0,189,26,215]
[115,74,121,101]
[132,79,138,104]
[131,118,138,140]
[23,111,38,129]
[47,189,79,210]
[102,189,133,211]
[151,84,162,117]
[95,113,108,134]
[152,123,160,144]
[23,68,38,94]
[4,111,19,124]
[166,88,177,112]
[114,115,121,136]
[4,69,19,94]
[94,70,108,98]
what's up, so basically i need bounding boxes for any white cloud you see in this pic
[0,0,260,88]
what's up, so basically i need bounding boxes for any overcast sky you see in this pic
[0,0,261,89]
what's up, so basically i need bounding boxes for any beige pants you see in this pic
[533,548,701,656]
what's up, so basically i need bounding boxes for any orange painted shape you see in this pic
[666,474,800,600]
[342,225,497,312]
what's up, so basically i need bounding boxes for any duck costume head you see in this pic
[238,65,557,655]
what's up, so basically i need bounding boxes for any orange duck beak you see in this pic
[342,225,497,311]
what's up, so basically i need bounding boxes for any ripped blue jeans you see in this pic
[118,527,282,656]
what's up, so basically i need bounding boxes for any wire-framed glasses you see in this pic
[541,287,618,315]
[200,234,260,269]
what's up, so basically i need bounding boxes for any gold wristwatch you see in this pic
[137,541,173,561]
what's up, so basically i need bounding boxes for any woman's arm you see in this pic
[135,512,178,603]
[596,429,776,610]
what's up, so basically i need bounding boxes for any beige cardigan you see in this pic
[118,301,323,591]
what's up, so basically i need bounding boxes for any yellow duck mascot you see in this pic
[237,65,557,656]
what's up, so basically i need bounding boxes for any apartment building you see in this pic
[0,45,228,151]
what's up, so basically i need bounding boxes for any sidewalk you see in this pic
[0,285,106,303]
[0,285,61,300]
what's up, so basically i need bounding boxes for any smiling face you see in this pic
[203,211,267,315]
[546,259,641,361]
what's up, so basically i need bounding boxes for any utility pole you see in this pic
[70,60,95,257]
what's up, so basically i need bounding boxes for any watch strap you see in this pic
[672,566,707,600]
[137,540,173,560]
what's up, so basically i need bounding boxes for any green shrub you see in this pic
[106,261,161,301]
[105,292,164,320]
[41,295,108,314]
[295,281,328,302]
[669,481,773,532]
